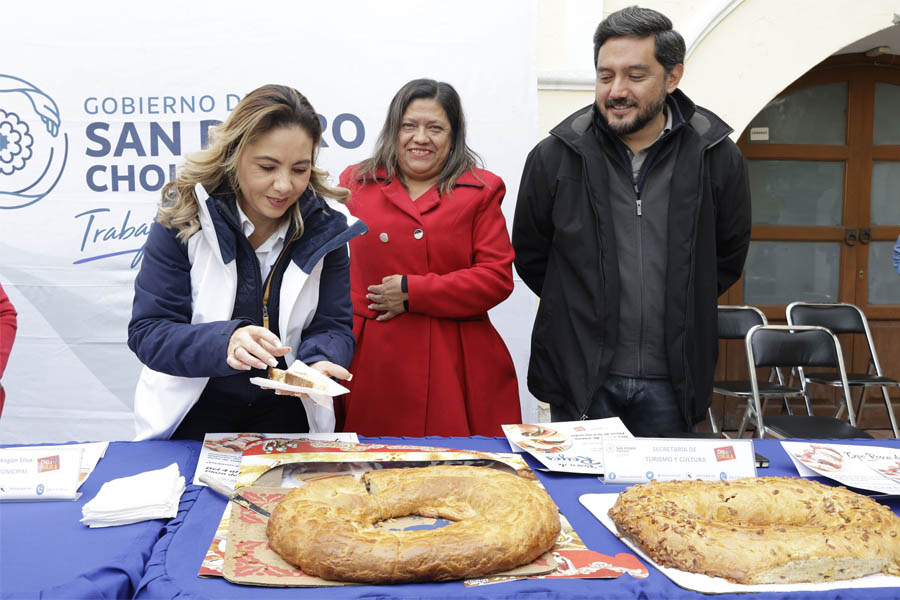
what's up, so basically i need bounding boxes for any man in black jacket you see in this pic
[512,6,751,436]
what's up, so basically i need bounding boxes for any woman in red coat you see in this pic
[339,78,520,436]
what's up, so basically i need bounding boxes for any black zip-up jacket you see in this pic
[512,89,751,425]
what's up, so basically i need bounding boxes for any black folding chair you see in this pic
[745,325,871,439]
[710,306,800,437]
[786,302,899,438]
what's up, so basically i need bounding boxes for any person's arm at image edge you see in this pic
[0,282,17,378]
[893,234,900,276]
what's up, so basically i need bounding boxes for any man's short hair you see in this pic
[593,5,686,73]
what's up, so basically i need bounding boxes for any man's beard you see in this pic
[600,88,667,136]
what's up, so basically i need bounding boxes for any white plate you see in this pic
[249,376,349,398]
[579,492,900,594]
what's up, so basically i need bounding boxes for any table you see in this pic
[133,436,900,600]
[2,438,898,599]
[0,440,200,600]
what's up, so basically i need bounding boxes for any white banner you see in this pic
[0,0,540,443]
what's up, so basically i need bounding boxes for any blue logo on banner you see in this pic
[0,75,69,209]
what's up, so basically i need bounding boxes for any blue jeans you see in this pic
[551,375,689,437]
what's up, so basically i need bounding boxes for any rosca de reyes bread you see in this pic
[265,465,561,583]
[608,477,900,584]
[267,366,326,391]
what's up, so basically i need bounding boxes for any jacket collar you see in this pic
[354,165,484,221]
[591,94,686,142]
[550,89,733,154]
[203,182,345,267]
[353,165,485,189]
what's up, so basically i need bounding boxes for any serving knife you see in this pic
[199,473,271,518]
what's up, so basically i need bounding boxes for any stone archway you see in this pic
[682,1,900,138]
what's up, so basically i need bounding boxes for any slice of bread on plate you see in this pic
[268,359,338,392]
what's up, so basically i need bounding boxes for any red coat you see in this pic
[0,282,17,418]
[338,166,520,436]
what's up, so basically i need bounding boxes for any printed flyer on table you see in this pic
[502,418,633,475]
[194,432,359,488]
[782,440,900,494]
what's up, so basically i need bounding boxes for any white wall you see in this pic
[536,0,603,135]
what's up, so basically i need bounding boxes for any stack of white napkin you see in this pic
[81,462,185,528]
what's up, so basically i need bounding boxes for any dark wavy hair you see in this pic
[354,78,481,194]
[593,6,686,74]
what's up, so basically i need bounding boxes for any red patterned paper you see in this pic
[463,515,647,586]
[545,550,647,578]
[230,540,305,579]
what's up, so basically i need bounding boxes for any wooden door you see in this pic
[712,54,900,433]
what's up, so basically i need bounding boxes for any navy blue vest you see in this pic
[198,190,295,409]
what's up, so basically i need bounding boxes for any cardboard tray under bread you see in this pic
[199,440,647,587]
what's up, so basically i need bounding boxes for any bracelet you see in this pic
[401,275,409,311]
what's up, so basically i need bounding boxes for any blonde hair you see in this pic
[157,84,349,242]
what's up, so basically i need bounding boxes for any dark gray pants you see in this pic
[550,375,690,437]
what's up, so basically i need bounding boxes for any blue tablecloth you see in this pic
[0,440,200,600]
[133,436,900,600]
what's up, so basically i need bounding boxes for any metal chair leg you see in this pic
[738,401,754,438]
[881,386,900,438]
[707,406,720,435]
[800,385,813,417]
[835,386,847,420]
[782,397,793,415]
[854,386,866,425]
[857,361,877,423]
